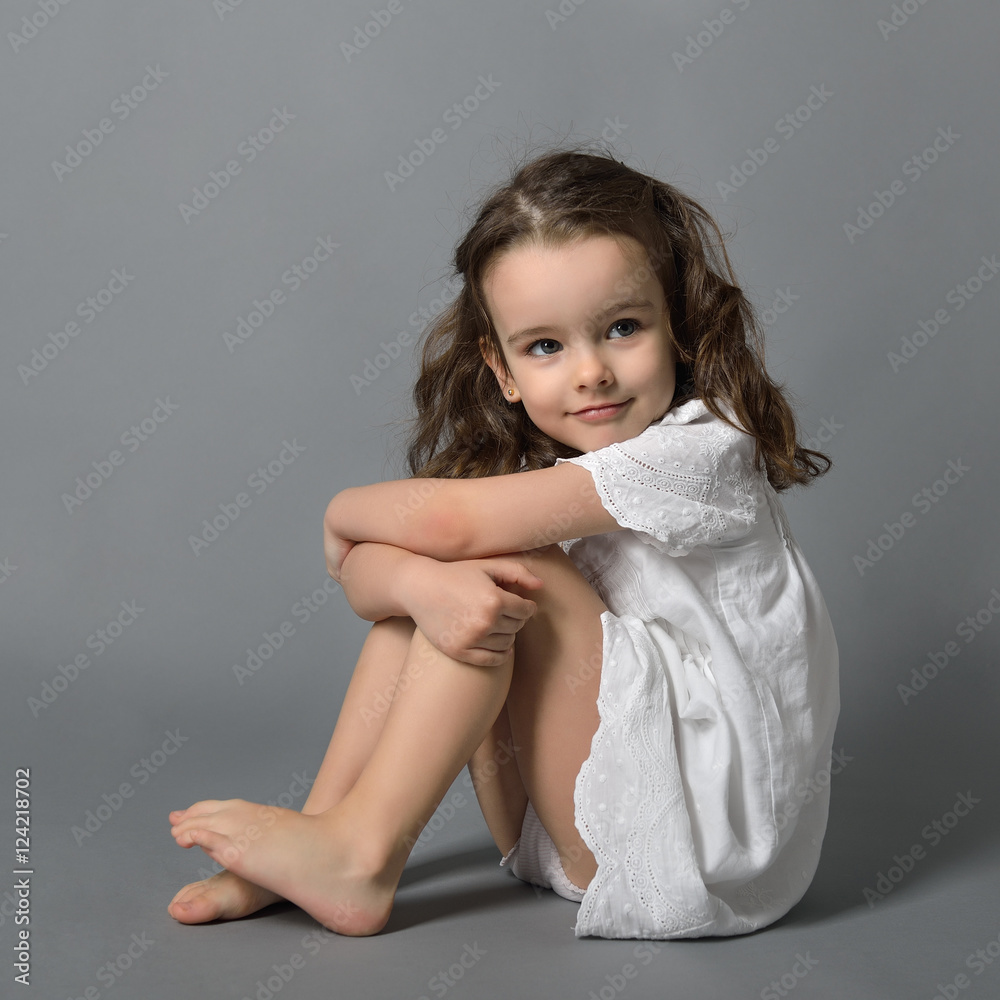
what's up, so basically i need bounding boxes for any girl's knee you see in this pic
[517,545,605,611]
[520,541,571,564]
[363,617,417,659]
[517,542,586,581]
[371,616,416,638]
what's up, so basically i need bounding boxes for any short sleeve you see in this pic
[555,399,761,556]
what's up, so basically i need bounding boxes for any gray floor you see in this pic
[23,750,1000,999]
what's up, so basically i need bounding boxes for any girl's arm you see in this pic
[325,462,621,566]
[337,541,423,621]
[337,540,543,667]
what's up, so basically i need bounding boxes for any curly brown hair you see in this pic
[405,144,831,490]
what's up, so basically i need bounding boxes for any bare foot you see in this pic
[167,867,283,924]
[169,799,397,936]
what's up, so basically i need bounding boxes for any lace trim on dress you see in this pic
[568,435,756,555]
[574,614,721,938]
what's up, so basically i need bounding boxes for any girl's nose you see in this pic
[574,349,614,389]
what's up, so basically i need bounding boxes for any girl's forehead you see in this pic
[498,232,645,266]
[487,235,652,295]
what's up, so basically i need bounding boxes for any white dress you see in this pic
[505,398,840,940]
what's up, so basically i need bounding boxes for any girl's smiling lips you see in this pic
[572,399,631,421]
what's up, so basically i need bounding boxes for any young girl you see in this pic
[168,147,839,941]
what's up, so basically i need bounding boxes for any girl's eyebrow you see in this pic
[505,298,657,345]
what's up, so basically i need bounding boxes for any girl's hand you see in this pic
[401,556,544,667]
[324,523,356,585]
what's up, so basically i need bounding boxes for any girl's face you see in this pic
[482,235,677,453]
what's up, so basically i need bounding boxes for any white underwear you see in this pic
[498,799,587,903]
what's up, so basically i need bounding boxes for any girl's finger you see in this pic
[476,632,516,652]
[487,561,544,591]
[499,593,537,621]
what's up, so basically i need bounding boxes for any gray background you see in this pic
[3,0,999,997]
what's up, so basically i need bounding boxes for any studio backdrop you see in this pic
[2,1,998,997]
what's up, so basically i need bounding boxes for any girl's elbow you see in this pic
[324,489,352,532]
[408,505,472,561]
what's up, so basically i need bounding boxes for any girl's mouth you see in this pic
[573,400,630,421]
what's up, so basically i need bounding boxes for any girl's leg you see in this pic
[168,616,419,923]
[169,544,607,929]
[300,616,418,814]
[500,543,606,889]
[466,701,529,857]
[169,622,519,935]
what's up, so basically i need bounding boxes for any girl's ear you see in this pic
[479,337,519,402]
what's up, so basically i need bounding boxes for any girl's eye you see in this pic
[526,338,561,356]
[608,318,640,339]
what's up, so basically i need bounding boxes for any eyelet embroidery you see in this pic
[570,418,759,553]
